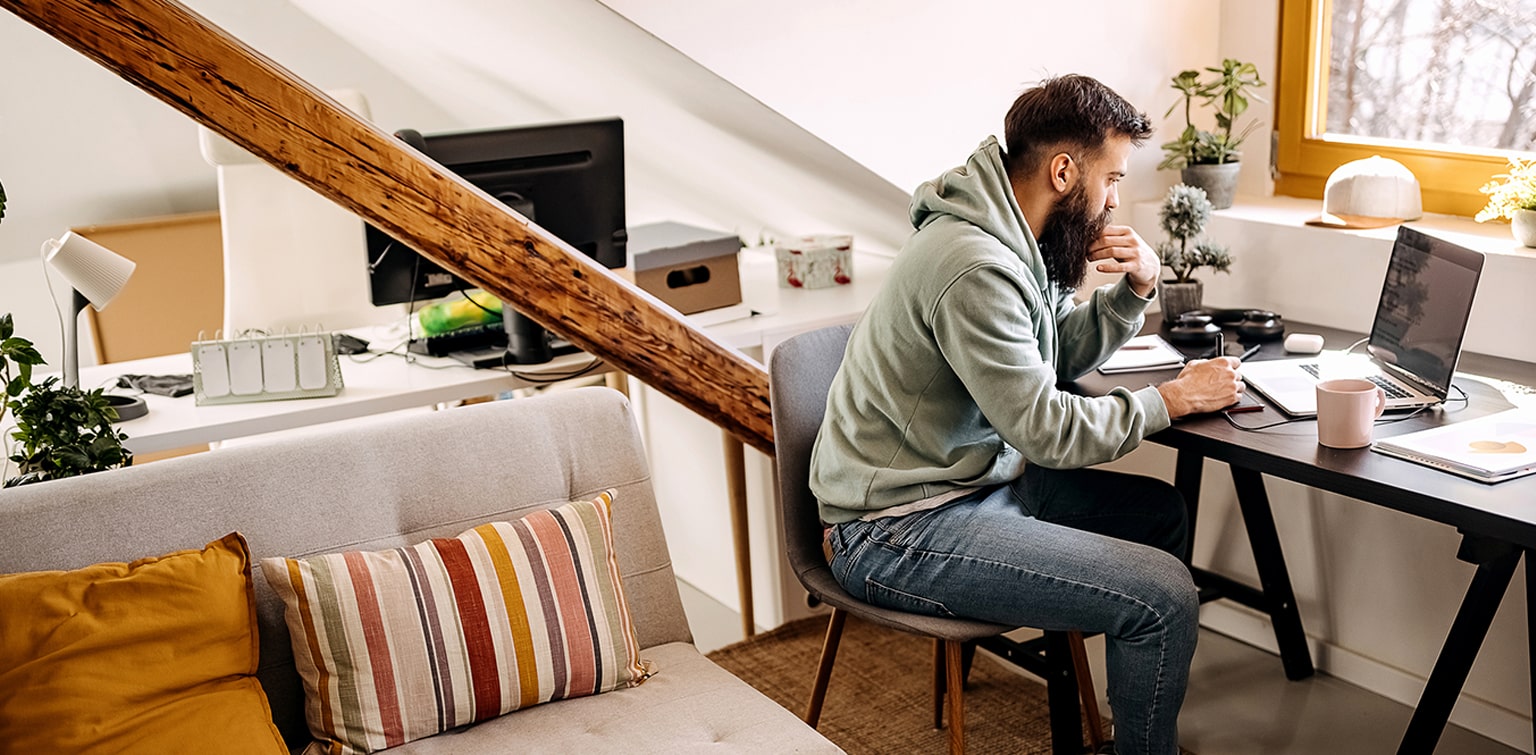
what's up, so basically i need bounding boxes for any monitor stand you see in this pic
[446,308,578,370]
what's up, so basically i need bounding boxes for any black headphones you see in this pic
[1164,309,1287,346]
[1163,311,1222,345]
[1234,310,1286,342]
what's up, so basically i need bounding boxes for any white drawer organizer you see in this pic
[191,332,343,405]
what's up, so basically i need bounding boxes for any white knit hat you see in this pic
[1306,156,1424,229]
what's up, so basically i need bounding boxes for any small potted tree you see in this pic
[1158,59,1266,209]
[1156,184,1232,321]
[1474,157,1536,247]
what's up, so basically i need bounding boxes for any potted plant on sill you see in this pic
[1155,184,1231,320]
[1474,157,1536,247]
[1158,59,1266,210]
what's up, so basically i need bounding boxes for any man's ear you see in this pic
[1049,152,1076,194]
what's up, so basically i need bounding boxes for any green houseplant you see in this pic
[1475,157,1536,247]
[6,373,132,487]
[2,314,132,488]
[1158,59,1267,210]
[1155,184,1232,320]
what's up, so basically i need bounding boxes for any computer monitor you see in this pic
[364,117,626,364]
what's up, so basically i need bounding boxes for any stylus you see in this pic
[1237,344,1263,362]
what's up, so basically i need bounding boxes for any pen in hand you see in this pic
[1201,332,1225,359]
[1237,343,1263,362]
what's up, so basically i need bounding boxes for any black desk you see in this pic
[1071,318,1536,755]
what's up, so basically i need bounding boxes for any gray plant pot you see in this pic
[1157,279,1204,322]
[1181,162,1242,210]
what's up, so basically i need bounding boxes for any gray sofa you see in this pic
[0,387,838,754]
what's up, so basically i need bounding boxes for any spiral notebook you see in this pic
[1098,334,1186,374]
[1371,407,1536,483]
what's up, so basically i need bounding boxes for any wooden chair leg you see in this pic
[944,639,966,755]
[1067,630,1106,752]
[805,608,848,727]
[933,638,947,729]
[960,640,977,687]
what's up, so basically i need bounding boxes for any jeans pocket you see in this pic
[865,577,957,618]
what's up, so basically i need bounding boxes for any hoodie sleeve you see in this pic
[1053,277,1156,380]
[929,264,1170,469]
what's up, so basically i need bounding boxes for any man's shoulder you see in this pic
[904,219,1022,277]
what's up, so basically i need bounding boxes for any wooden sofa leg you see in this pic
[1068,630,1106,752]
[805,608,848,727]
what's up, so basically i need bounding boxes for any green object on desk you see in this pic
[416,291,502,336]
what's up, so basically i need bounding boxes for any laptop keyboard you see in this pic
[1298,363,1414,399]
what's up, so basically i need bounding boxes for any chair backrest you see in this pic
[769,324,854,580]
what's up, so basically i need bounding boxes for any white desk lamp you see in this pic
[41,232,148,420]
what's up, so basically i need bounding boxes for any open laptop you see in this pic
[1241,226,1484,417]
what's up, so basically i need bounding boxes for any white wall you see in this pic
[0,0,460,366]
[603,0,1224,204]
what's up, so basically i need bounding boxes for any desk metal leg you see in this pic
[1173,450,1204,567]
[1397,535,1520,755]
[1230,467,1315,680]
[722,430,755,638]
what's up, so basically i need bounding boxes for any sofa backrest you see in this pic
[0,387,691,748]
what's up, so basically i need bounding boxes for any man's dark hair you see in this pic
[1003,74,1153,179]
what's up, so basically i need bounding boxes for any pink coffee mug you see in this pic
[1315,378,1387,449]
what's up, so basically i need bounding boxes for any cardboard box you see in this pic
[630,222,743,314]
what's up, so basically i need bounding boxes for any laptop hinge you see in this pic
[1381,360,1444,397]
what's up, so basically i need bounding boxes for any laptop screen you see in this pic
[1366,226,1485,397]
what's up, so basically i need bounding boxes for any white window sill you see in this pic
[1137,194,1536,263]
[1127,194,1536,365]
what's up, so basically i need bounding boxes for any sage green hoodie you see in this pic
[810,137,1172,524]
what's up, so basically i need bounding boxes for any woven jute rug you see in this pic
[706,614,1096,754]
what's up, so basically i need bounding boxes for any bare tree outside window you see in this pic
[1327,0,1536,152]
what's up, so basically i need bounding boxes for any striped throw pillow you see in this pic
[260,490,647,754]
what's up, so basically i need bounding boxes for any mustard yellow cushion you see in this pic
[0,532,286,753]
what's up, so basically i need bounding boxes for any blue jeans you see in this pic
[827,466,1198,755]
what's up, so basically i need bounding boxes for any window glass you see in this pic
[1325,1,1536,152]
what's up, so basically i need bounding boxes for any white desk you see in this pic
[711,246,892,354]
[61,246,890,457]
[72,343,605,455]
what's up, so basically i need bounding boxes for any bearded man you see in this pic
[809,74,1243,755]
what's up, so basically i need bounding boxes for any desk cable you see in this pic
[1223,383,1469,432]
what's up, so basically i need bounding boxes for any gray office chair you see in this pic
[769,323,1105,755]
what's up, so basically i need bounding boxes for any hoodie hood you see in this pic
[909,136,1047,287]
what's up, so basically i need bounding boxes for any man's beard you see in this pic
[1036,183,1111,293]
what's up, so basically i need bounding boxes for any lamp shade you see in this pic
[43,231,136,310]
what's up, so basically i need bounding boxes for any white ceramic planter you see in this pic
[1511,208,1536,248]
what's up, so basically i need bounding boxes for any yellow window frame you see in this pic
[1275,0,1516,217]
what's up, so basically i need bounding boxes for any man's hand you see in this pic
[1156,357,1244,418]
[1089,225,1160,297]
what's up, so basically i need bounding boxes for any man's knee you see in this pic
[1124,549,1200,643]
